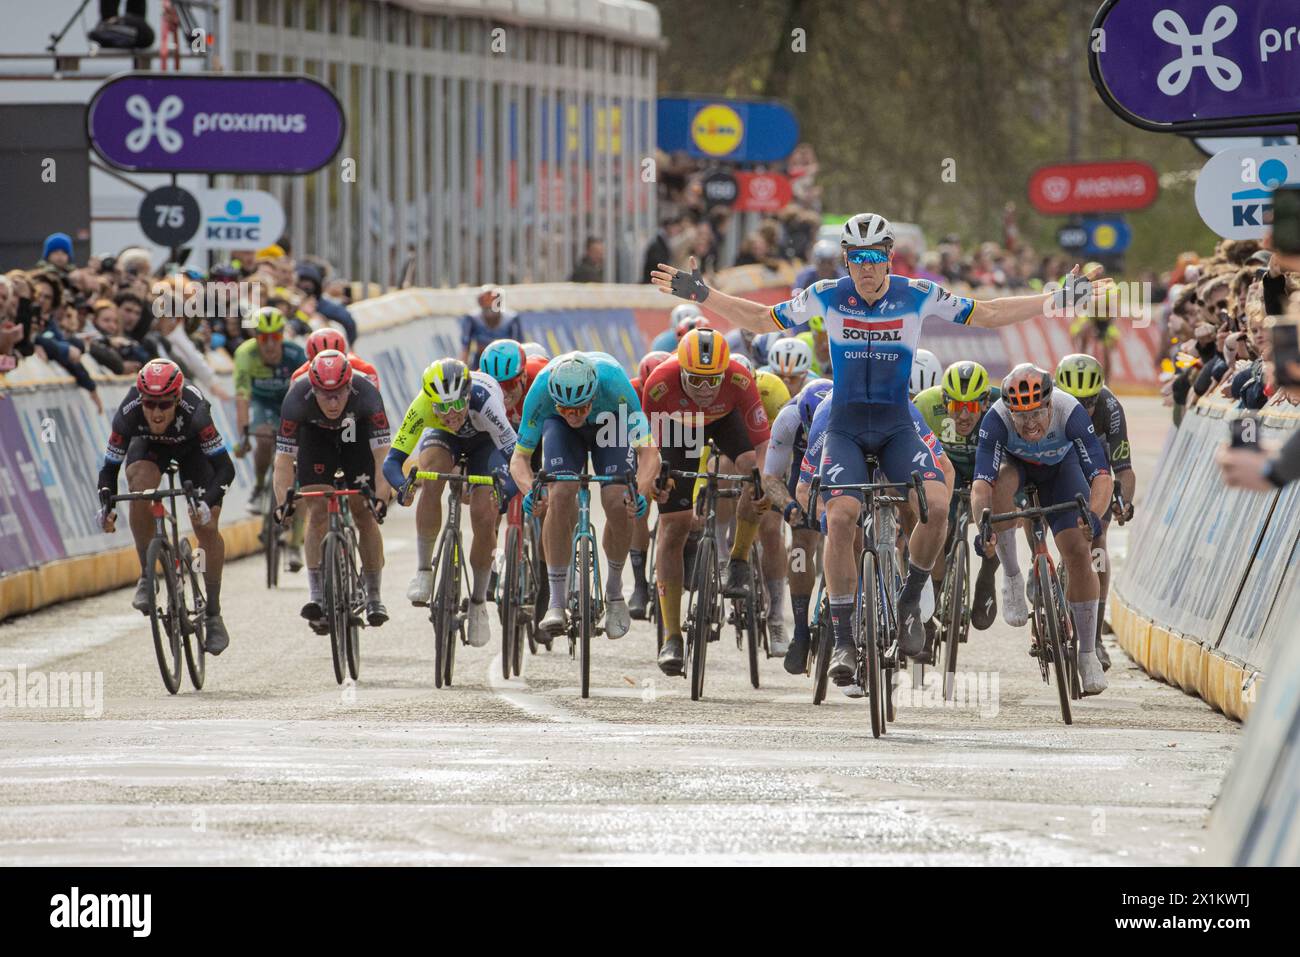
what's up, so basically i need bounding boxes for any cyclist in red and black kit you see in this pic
[272,350,394,632]
[96,358,237,654]
[642,329,772,675]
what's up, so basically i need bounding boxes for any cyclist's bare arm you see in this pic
[272,450,296,509]
[969,264,1112,330]
[650,256,773,335]
[970,478,994,524]
[509,447,535,496]
[1088,471,1114,522]
[371,445,393,502]
[634,444,662,501]
[762,473,793,511]
[1118,467,1136,504]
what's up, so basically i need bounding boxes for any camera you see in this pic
[1271,314,1300,387]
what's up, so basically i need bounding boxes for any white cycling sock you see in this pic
[605,558,624,601]
[471,564,490,603]
[416,534,436,571]
[767,578,786,619]
[547,566,568,610]
[1072,600,1098,654]
[996,535,1021,579]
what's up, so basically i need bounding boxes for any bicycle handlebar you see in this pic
[980,493,1089,536]
[105,480,199,507]
[414,470,497,487]
[284,475,386,523]
[535,470,637,488]
[815,470,930,524]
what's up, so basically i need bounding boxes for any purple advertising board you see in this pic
[87,73,345,174]
[0,399,66,574]
[1091,0,1300,132]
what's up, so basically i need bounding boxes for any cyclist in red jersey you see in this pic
[291,327,380,389]
[642,329,771,674]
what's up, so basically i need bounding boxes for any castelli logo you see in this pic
[1043,176,1071,204]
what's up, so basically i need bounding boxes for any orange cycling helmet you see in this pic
[1001,363,1053,412]
[306,327,348,360]
[678,328,730,376]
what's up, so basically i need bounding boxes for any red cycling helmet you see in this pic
[638,350,671,382]
[306,327,348,360]
[308,349,353,392]
[136,358,184,399]
[675,315,710,339]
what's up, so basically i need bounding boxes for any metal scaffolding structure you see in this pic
[223,0,660,289]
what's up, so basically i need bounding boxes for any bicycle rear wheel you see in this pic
[179,539,206,691]
[861,549,884,738]
[521,521,539,659]
[687,541,717,701]
[877,544,897,727]
[575,536,595,698]
[146,538,183,695]
[1038,555,1072,725]
[263,508,279,589]
[501,525,520,680]
[811,593,832,705]
[942,539,967,702]
[345,532,362,682]
[323,532,348,685]
[1056,569,1081,700]
[431,527,460,688]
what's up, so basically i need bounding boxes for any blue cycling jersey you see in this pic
[771,274,975,407]
[516,351,649,453]
[973,391,1109,484]
[793,264,846,294]
[799,388,942,478]
[462,310,524,367]
[650,328,678,353]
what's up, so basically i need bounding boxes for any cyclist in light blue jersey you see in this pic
[509,352,662,641]
[651,211,1111,682]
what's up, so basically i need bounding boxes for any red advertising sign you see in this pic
[1027,161,1158,215]
[733,172,793,212]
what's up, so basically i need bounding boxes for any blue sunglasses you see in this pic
[846,248,890,265]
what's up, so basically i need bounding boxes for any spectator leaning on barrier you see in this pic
[642,214,686,284]
[1218,313,1300,491]
[569,236,605,283]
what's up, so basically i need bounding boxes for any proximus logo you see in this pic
[124,94,184,154]
[1153,5,1242,96]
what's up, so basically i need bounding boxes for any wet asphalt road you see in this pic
[0,398,1239,865]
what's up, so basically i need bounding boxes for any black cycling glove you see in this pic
[670,265,710,304]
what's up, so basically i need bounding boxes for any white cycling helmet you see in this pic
[840,213,895,249]
[670,303,703,327]
[811,239,838,262]
[731,354,755,374]
[768,337,813,378]
[910,349,942,398]
[521,342,550,360]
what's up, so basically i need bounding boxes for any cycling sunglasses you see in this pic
[434,398,469,413]
[946,398,984,415]
[1009,406,1050,421]
[683,372,725,390]
[257,332,284,343]
[141,398,177,410]
[556,401,592,415]
[845,248,890,265]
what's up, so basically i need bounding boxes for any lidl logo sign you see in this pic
[691,104,744,157]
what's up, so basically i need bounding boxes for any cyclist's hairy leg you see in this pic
[1094,524,1112,650]
[347,493,384,570]
[467,485,498,600]
[906,479,950,570]
[655,510,692,634]
[823,494,861,675]
[1056,525,1100,651]
[599,482,634,612]
[125,459,163,567]
[414,443,453,559]
[300,489,330,567]
[542,480,578,567]
[191,503,225,613]
[713,454,739,556]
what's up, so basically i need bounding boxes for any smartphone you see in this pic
[1273,185,1300,254]
[1272,317,1300,387]
[1230,414,1260,449]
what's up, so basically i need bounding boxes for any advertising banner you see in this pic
[0,398,66,574]
[1194,145,1299,238]
[1028,161,1158,214]
[656,97,799,162]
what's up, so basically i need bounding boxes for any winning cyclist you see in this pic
[510,352,661,640]
[1055,353,1136,670]
[912,360,1002,630]
[651,212,1111,679]
[971,364,1113,695]
[97,359,236,654]
[384,358,518,648]
[232,306,307,515]
[642,329,772,675]
[273,351,393,631]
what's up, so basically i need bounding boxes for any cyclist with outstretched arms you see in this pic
[232,307,307,518]
[971,364,1113,694]
[97,359,236,654]
[1055,353,1136,670]
[642,330,773,675]
[652,212,1111,683]
[760,378,831,669]
[913,360,1003,631]
[509,352,661,641]
[383,358,518,648]
[273,351,393,632]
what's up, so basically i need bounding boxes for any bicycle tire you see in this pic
[877,542,897,727]
[942,539,966,702]
[323,532,348,685]
[1038,555,1072,725]
[264,508,279,589]
[1056,568,1081,700]
[744,579,761,690]
[345,532,361,682]
[431,527,458,688]
[861,549,884,738]
[688,542,717,702]
[521,521,538,658]
[179,539,206,691]
[812,593,832,705]
[577,536,593,699]
[502,525,520,680]
[146,537,183,695]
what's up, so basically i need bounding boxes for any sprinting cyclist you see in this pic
[384,358,517,648]
[232,306,307,514]
[971,364,1113,695]
[291,327,380,389]
[642,329,771,675]
[766,336,814,397]
[509,352,661,640]
[651,211,1111,681]
[478,339,548,430]
[274,351,393,631]
[909,348,942,398]
[1055,352,1136,671]
[97,359,236,654]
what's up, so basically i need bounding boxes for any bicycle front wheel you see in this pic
[577,536,594,699]
[1038,555,1072,725]
[687,541,718,701]
[861,549,884,738]
[263,508,279,589]
[812,593,832,705]
[146,537,183,695]
[322,532,348,685]
[431,527,460,689]
[502,525,520,680]
[179,539,206,691]
[942,539,967,702]
[345,533,362,682]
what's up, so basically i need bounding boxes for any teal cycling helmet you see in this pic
[479,339,525,383]
[547,353,598,407]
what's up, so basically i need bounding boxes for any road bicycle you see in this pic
[496,483,539,679]
[282,473,385,685]
[980,488,1089,725]
[103,466,207,695]
[933,486,975,702]
[533,470,639,699]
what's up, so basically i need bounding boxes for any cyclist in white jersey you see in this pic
[651,212,1111,679]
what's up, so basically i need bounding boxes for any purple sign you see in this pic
[1091,0,1300,131]
[0,400,66,574]
[87,73,345,174]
